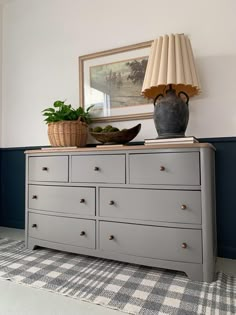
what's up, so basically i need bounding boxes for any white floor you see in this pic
[0,227,235,315]
[0,227,121,315]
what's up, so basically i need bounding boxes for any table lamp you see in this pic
[141,34,201,138]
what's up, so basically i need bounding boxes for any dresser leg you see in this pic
[184,265,203,282]
[202,270,216,283]
[27,238,38,250]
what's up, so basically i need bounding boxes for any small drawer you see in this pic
[129,152,200,186]
[99,221,202,263]
[28,156,69,182]
[99,188,201,224]
[71,154,125,183]
[29,213,95,249]
[29,185,95,216]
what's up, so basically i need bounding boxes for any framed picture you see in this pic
[79,40,153,122]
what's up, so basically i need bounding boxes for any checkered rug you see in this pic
[0,238,235,315]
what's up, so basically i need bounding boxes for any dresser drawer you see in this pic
[29,213,95,249]
[99,188,201,224]
[99,221,202,263]
[28,156,69,182]
[71,155,125,183]
[129,152,200,185]
[29,185,95,216]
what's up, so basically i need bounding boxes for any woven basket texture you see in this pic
[48,120,88,147]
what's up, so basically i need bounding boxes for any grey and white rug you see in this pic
[0,238,235,315]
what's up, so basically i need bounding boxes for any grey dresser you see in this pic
[25,143,216,282]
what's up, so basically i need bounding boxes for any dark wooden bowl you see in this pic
[90,123,141,144]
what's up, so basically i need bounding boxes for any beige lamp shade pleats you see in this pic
[141,34,201,99]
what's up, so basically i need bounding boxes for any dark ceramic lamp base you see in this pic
[153,88,189,138]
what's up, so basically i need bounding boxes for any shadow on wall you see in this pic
[185,55,236,137]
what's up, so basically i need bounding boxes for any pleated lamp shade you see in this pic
[141,34,201,99]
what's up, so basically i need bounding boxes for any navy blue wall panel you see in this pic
[0,147,40,228]
[202,138,236,259]
[0,140,236,259]
[0,148,27,228]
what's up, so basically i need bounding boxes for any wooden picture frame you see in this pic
[79,41,153,122]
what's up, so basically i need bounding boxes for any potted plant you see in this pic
[42,100,93,147]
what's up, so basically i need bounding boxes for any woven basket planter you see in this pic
[48,119,88,147]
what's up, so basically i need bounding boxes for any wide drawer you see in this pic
[71,154,125,183]
[29,185,95,216]
[28,156,69,182]
[129,152,200,185]
[99,188,201,224]
[99,221,202,263]
[28,213,95,249]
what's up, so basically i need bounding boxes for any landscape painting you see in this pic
[79,41,153,122]
[90,56,148,109]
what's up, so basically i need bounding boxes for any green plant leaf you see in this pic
[53,100,65,107]
[86,104,95,112]
[42,108,55,113]
[42,100,93,124]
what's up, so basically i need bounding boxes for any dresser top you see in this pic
[25,143,215,154]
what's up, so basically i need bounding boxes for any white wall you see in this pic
[1,0,236,147]
[0,4,2,145]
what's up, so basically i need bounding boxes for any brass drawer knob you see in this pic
[109,235,114,240]
[32,224,37,228]
[109,200,115,205]
[94,166,100,171]
[181,242,187,249]
[80,231,86,236]
[181,204,187,210]
[42,167,48,171]
[32,195,38,199]
[80,198,85,203]
[160,166,165,171]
